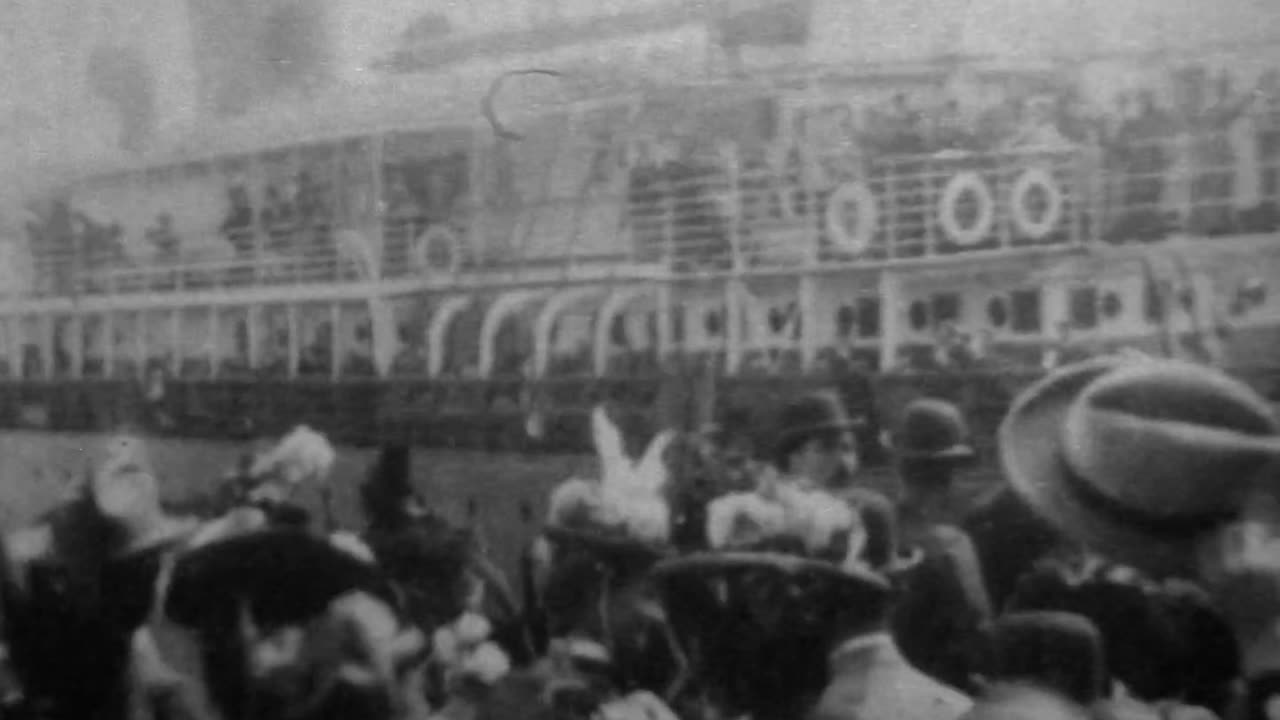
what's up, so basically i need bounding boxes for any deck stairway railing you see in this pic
[19,124,1280,301]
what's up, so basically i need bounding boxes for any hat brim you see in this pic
[778,420,865,448]
[163,530,391,629]
[892,444,978,464]
[999,356,1198,577]
[542,524,672,564]
[652,551,892,594]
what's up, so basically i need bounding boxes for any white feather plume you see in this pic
[630,430,675,497]
[705,492,787,550]
[544,406,676,545]
[432,612,510,687]
[705,481,867,563]
[329,531,377,565]
[592,406,628,482]
[249,425,337,486]
[546,478,604,527]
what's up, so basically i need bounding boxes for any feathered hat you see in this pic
[543,405,676,561]
[248,425,338,488]
[91,433,199,556]
[668,467,897,592]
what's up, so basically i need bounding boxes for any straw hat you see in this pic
[999,356,1280,576]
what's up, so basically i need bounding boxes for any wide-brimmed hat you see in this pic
[887,398,976,463]
[653,549,892,594]
[775,390,863,458]
[163,529,392,629]
[1000,356,1280,577]
[541,523,672,565]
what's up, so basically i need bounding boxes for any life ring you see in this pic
[938,172,994,247]
[824,181,878,254]
[1010,168,1063,240]
[413,226,461,276]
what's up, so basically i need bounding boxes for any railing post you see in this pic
[877,269,901,373]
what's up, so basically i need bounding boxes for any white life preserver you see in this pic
[824,181,878,255]
[1009,168,1064,240]
[938,172,995,247]
[413,225,461,276]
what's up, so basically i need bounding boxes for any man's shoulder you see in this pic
[816,663,972,720]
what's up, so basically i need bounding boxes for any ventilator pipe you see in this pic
[481,69,566,141]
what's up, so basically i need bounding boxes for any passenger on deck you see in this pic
[145,212,180,263]
[1004,95,1072,153]
[260,184,298,254]
[298,326,335,378]
[219,184,256,257]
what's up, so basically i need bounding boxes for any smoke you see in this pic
[186,0,336,118]
[86,45,157,153]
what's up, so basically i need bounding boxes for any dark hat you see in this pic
[776,390,862,458]
[655,548,891,595]
[366,444,413,498]
[1000,356,1280,577]
[889,398,976,463]
[981,611,1108,704]
[541,524,672,566]
[163,530,391,629]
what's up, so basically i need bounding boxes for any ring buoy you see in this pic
[413,226,461,276]
[824,181,878,254]
[938,172,994,247]
[1010,168,1063,239]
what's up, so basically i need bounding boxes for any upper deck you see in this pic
[7,64,1280,308]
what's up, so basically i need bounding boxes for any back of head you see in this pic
[981,611,1108,705]
[964,683,1092,720]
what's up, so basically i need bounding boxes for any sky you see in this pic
[1,0,1278,199]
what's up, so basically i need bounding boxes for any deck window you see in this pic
[1070,286,1099,330]
[1010,289,1042,334]
[857,297,881,338]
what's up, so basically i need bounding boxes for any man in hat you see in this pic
[888,398,993,693]
[811,568,974,720]
[774,390,863,493]
[997,356,1280,720]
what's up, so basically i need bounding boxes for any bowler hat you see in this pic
[1000,356,1280,577]
[889,398,976,463]
[775,390,862,458]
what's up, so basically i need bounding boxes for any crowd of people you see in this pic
[1,351,1280,720]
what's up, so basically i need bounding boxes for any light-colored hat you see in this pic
[1000,356,1280,576]
[543,406,675,560]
